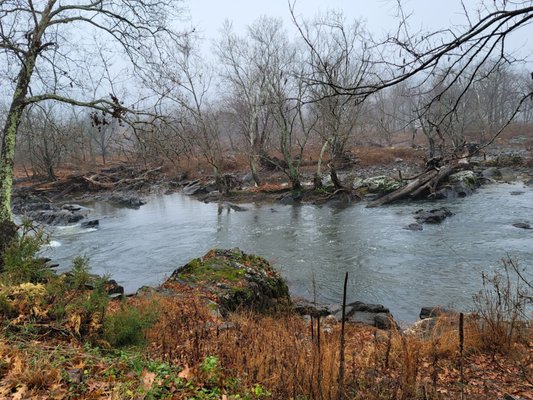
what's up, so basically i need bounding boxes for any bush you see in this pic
[473,258,532,352]
[103,303,159,347]
[1,220,50,285]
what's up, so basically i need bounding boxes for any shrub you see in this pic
[473,258,532,353]
[103,303,159,348]
[1,220,50,285]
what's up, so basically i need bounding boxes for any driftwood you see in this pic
[82,166,162,190]
[367,163,462,208]
[17,166,163,197]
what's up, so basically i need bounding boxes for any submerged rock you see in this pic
[165,248,290,315]
[81,220,99,228]
[512,222,531,230]
[414,207,453,224]
[404,223,423,231]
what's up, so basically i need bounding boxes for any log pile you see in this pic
[16,165,164,199]
[367,161,468,208]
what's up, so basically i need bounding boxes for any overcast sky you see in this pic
[185,0,533,62]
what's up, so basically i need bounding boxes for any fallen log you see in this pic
[367,163,463,208]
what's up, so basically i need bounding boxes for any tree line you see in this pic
[1,1,533,245]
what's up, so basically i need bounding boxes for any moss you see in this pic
[177,257,246,283]
[168,248,290,314]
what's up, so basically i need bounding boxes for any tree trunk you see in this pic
[250,154,261,186]
[314,141,328,190]
[0,2,51,251]
[330,163,342,190]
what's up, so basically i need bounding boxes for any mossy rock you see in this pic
[360,176,405,194]
[166,248,290,315]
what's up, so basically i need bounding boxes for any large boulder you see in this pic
[165,248,290,315]
[435,170,480,199]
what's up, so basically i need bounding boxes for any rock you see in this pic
[347,301,389,313]
[512,222,531,230]
[278,192,302,205]
[293,298,330,317]
[481,167,503,180]
[360,176,404,194]
[242,172,255,185]
[13,196,91,225]
[136,285,158,296]
[404,223,423,231]
[436,170,480,199]
[420,306,454,320]
[108,193,145,208]
[165,248,290,315]
[106,279,125,297]
[510,191,525,196]
[374,313,397,330]
[525,178,533,187]
[81,220,99,228]
[414,207,453,224]
[332,301,397,330]
[225,202,248,212]
[62,204,83,212]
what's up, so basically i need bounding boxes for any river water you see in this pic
[42,183,533,323]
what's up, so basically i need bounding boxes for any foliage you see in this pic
[103,302,159,348]
[1,219,50,285]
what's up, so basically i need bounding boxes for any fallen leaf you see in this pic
[142,369,156,390]
[178,365,193,380]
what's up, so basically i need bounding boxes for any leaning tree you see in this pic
[0,0,184,247]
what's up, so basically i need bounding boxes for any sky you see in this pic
[186,0,463,38]
[185,0,533,62]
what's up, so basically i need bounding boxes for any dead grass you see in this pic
[352,146,425,167]
[143,292,532,400]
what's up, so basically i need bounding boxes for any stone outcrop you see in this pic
[165,248,290,315]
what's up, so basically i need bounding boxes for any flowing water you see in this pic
[42,183,533,323]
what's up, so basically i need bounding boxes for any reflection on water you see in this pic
[43,183,533,322]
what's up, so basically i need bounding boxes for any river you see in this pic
[42,182,533,323]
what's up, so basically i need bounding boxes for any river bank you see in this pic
[0,243,531,399]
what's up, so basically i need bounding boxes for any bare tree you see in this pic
[17,102,70,180]
[292,1,533,144]
[0,0,185,243]
[298,11,371,189]
[145,33,229,189]
[216,20,279,186]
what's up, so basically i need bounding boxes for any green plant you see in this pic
[1,219,50,285]
[70,256,91,290]
[103,303,158,348]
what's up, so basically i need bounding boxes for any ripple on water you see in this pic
[42,183,533,322]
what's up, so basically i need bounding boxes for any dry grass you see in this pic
[352,146,425,167]
[143,291,532,400]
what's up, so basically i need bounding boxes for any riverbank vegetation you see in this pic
[0,228,531,399]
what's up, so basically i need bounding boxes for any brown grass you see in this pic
[143,292,532,400]
[352,146,425,167]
